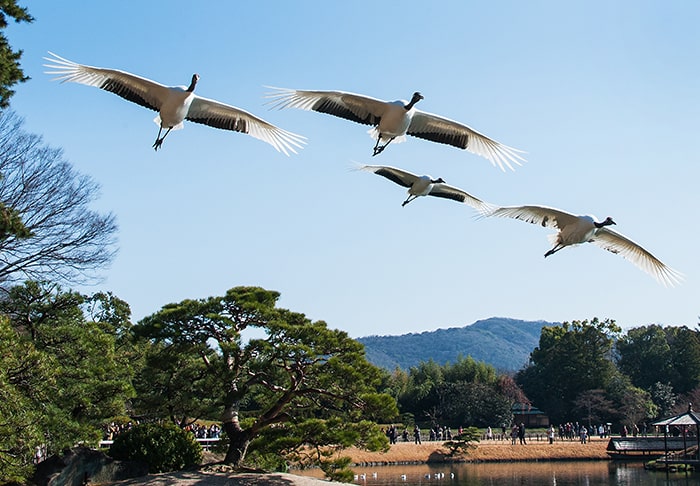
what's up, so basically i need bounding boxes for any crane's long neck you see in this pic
[404,92,423,111]
[594,217,616,229]
[187,74,199,92]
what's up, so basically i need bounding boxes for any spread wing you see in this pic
[592,228,683,287]
[44,51,168,112]
[359,164,418,188]
[428,183,492,212]
[409,111,526,171]
[487,205,580,230]
[188,96,306,155]
[266,87,387,126]
[359,164,490,212]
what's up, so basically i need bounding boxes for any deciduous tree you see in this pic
[0,111,117,287]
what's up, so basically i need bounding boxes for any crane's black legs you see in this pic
[544,244,565,258]
[402,195,417,207]
[153,126,173,151]
[373,136,396,156]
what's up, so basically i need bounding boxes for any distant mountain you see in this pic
[357,317,559,372]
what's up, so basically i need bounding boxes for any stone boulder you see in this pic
[32,447,148,486]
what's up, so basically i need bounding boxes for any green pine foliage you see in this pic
[0,1,33,107]
[109,423,202,473]
[0,316,47,482]
[0,281,136,484]
[443,426,481,457]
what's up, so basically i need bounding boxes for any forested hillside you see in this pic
[357,317,557,371]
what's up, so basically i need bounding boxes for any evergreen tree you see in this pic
[134,286,396,469]
[516,318,620,424]
[0,1,32,107]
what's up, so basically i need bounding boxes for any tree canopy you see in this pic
[0,111,117,287]
[516,318,622,424]
[0,281,135,479]
[388,355,515,428]
[0,1,32,107]
[133,286,397,468]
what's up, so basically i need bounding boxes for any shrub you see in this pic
[109,423,202,473]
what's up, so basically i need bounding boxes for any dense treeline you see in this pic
[3,279,700,482]
[380,356,523,429]
[378,318,700,433]
[515,318,700,428]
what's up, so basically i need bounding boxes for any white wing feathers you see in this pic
[265,88,385,126]
[409,111,526,172]
[487,205,579,230]
[266,87,526,170]
[44,52,306,155]
[592,228,683,288]
[187,97,306,156]
[43,51,169,113]
[359,164,491,212]
[487,205,683,287]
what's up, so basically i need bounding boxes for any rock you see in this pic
[32,447,148,486]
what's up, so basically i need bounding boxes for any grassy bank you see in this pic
[340,436,611,464]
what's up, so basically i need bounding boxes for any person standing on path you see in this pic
[518,423,527,445]
[413,425,422,444]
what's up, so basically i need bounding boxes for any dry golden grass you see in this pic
[340,436,610,464]
[114,438,612,485]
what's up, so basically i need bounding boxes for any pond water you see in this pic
[297,461,698,485]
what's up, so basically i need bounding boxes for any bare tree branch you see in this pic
[0,111,117,287]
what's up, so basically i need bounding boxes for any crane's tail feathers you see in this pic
[367,127,406,144]
[153,115,185,131]
[545,233,561,247]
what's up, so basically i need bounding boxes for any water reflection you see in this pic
[297,461,698,485]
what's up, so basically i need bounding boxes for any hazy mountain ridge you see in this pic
[357,317,559,372]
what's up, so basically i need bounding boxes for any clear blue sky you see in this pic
[7,1,699,337]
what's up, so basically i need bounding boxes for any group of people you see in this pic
[428,424,453,442]
[102,420,221,442]
[619,422,647,437]
[509,423,528,444]
[183,422,221,439]
[556,422,611,442]
[383,424,456,445]
[384,420,638,448]
[103,420,135,441]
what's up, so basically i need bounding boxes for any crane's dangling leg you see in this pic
[373,136,395,156]
[153,126,173,151]
[544,243,566,258]
[402,195,417,207]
